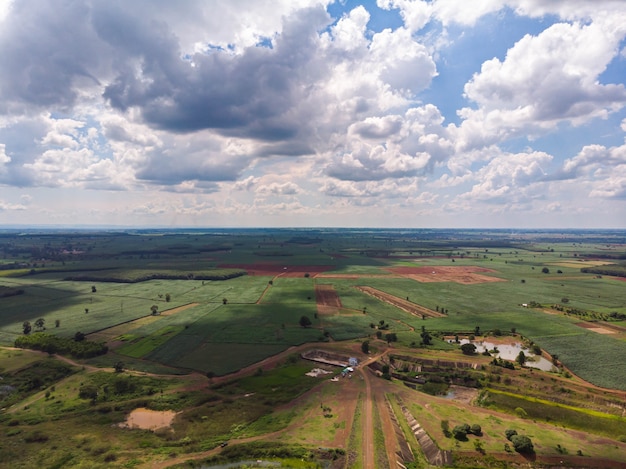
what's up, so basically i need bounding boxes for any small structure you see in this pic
[348,357,358,367]
[341,366,354,377]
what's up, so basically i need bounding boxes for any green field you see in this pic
[2,228,626,386]
[2,228,626,468]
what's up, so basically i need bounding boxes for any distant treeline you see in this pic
[581,264,626,278]
[15,333,108,358]
[119,245,232,257]
[64,269,246,283]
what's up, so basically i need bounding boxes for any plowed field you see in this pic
[315,284,342,315]
[386,266,505,284]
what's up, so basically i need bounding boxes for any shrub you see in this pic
[514,407,528,418]
[461,343,477,355]
[441,420,450,437]
[473,439,485,454]
[470,424,482,436]
[24,430,49,443]
[505,429,518,440]
[452,424,471,441]
[511,434,534,454]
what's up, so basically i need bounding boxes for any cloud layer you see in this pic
[0,0,625,227]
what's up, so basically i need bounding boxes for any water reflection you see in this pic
[455,339,555,371]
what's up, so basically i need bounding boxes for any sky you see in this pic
[0,0,626,229]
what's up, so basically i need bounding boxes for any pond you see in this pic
[455,339,555,371]
[119,407,177,430]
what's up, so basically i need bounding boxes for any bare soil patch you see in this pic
[119,408,177,431]
[315,284,342,316]
[160,302,200,316]
[355,286,445,318]
[386,265,505,284]
[315,273,390,279]
[577,322,617,334]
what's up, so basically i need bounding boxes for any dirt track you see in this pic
[355,286,445,318]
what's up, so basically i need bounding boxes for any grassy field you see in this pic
[2,229,626,385]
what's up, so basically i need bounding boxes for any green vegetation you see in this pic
[0,359,75,408]
[1,228,626,467]
[482,389,626,438]
[14,332,108,358]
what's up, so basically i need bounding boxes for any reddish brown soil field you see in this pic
[386,266,505,284]
[315,284,342,308]
[219,263,335,277]
[576,322,626,339]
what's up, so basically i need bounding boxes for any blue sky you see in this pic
[0,0,625,228]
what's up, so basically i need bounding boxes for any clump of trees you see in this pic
[66,270,247,283]
[443,421,482,441]
[15,333,108,358]
[505,429,534,454]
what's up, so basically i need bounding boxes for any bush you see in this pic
[460,343,477,355]
[514,407,528,418]
[441,420,450,437]
[511,434,534,454]
[24,430,49,443]
[452,424,471,441]
[505,429,518,440]
[470,424,482,436]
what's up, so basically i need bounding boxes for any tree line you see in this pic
[14,333,108,358]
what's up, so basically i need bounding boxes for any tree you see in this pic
[74,331,85,342]
[85,308,89,314]
[22,321,32,335]
[385,333,397,344]
[452,423,471,440]
[299,315,312,328]
[511,435,534,454]
[165,293,171,302]
[516,351,526,366]
[34,318,45,331]
[114,361,125,373]
[461,343,477,355]
[206,371,216,383]
[222,298,228,305]
[470,424,482,436]
[151,305,159,315]
[541,267,550,274]
[55,319,60,328]
[91,285,97,293]
[361,340,370,354]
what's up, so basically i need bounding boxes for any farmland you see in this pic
[1,228,626,468]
